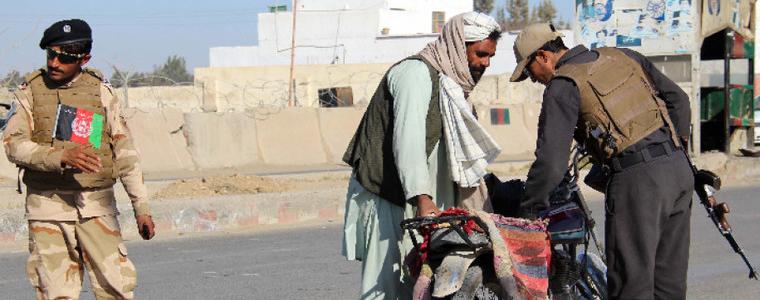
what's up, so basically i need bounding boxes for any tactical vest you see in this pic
[554,47,680,160]
[23,69,117,190]
[342,55,443,207]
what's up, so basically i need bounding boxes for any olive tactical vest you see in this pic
[23,69,117,190]
[342,56,443,207]
[554,47,680,160]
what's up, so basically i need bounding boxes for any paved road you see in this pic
[2,186,759,299]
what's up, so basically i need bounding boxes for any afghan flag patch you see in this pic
[53,104,104,149]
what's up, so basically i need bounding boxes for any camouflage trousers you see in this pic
[27,215,137,300]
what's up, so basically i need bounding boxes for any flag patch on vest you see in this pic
[490,108,510,125]
[53,104,104,149]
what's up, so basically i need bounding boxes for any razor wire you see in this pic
[112,68,386,121]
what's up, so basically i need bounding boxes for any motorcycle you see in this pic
[401,145,607,300]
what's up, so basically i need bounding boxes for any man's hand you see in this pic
[136,215,155,240]
[61,146,101,173]
[414,194,440,217]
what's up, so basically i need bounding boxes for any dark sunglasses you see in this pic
[522,54,536,79]
[46,48,86,64]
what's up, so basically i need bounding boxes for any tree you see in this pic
[1,70,23,89]
[506,0,530,30]
[474,0,494,15]
[535,0,557,24]
[495,5,508,30]
[109,55,194,87]
[530,7,539,23]
[152,55,193,85]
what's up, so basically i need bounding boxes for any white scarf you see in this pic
[439,74,501,188]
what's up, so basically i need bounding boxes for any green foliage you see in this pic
[108,55,194,88]
[535,0,557,23]
[1,70,23,89]
[474,0,495,14]
[153,55,194,85]
[505,0,530,30]
[494,5,505,28]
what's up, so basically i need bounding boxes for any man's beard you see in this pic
[470,67,485,83]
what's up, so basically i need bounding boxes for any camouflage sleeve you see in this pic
[2,94,65,173]
[102,84,151,217]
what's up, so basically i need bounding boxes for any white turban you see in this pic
[418,12,501,93]
[463,12,501,42]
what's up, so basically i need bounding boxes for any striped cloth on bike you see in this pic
[473,210,550,300]
[408,209,550,300]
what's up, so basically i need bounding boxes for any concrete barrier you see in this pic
[125,108,195,173]
[0,103,546,179]
[255,108,329,165]
[183,112,262,169]
[317,107,366,164]
[477,103,540,159]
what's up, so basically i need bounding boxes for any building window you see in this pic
[432,11,445,33]
[318,87,354,107]
[269,5,287,12]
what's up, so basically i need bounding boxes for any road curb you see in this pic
[0,188,345,243]
[1,153,758,244]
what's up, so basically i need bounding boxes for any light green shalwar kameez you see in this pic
[342,60,457,300]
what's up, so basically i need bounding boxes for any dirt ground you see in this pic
[151,173,350,199]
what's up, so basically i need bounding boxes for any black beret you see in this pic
[39,19,92,49]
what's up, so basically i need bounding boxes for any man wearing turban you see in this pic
[341,12,502,299]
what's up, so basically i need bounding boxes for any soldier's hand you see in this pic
[61,146,101,173]
[136,215,155,240]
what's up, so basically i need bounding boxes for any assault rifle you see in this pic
[684,149,758,280]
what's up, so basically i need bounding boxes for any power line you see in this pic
[93,20,257,27]
[0,8,263,19]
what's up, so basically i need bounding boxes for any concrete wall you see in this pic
[172,104,540,172]
[0,68,547,114]
[113,86,203,112]
[255,108,330,165]
[317,107,367,163]
[124,108,195,174]
[183,113,262,169]
[195,63,389,110]
[476,103,541,158]
[195,63,547,111]
[0,104,542,179]
[168,104,540,173]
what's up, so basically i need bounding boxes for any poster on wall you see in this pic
[701,0,755,40]
[574,0,696,55]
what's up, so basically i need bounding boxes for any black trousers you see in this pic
[605,150,693,300]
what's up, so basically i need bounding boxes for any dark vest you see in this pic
[342,56,443,207]
[554,48,680,160]
[23,69,117,190]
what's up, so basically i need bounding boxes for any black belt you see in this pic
[610,141,675,171]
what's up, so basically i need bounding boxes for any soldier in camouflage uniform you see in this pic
[2,19,155,300]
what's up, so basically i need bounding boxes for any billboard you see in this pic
[574,0,697,55]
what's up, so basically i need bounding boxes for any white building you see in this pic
[209,0,568,75]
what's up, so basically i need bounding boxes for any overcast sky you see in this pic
[0,0,572,78]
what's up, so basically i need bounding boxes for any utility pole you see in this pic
[287,0,298,107]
